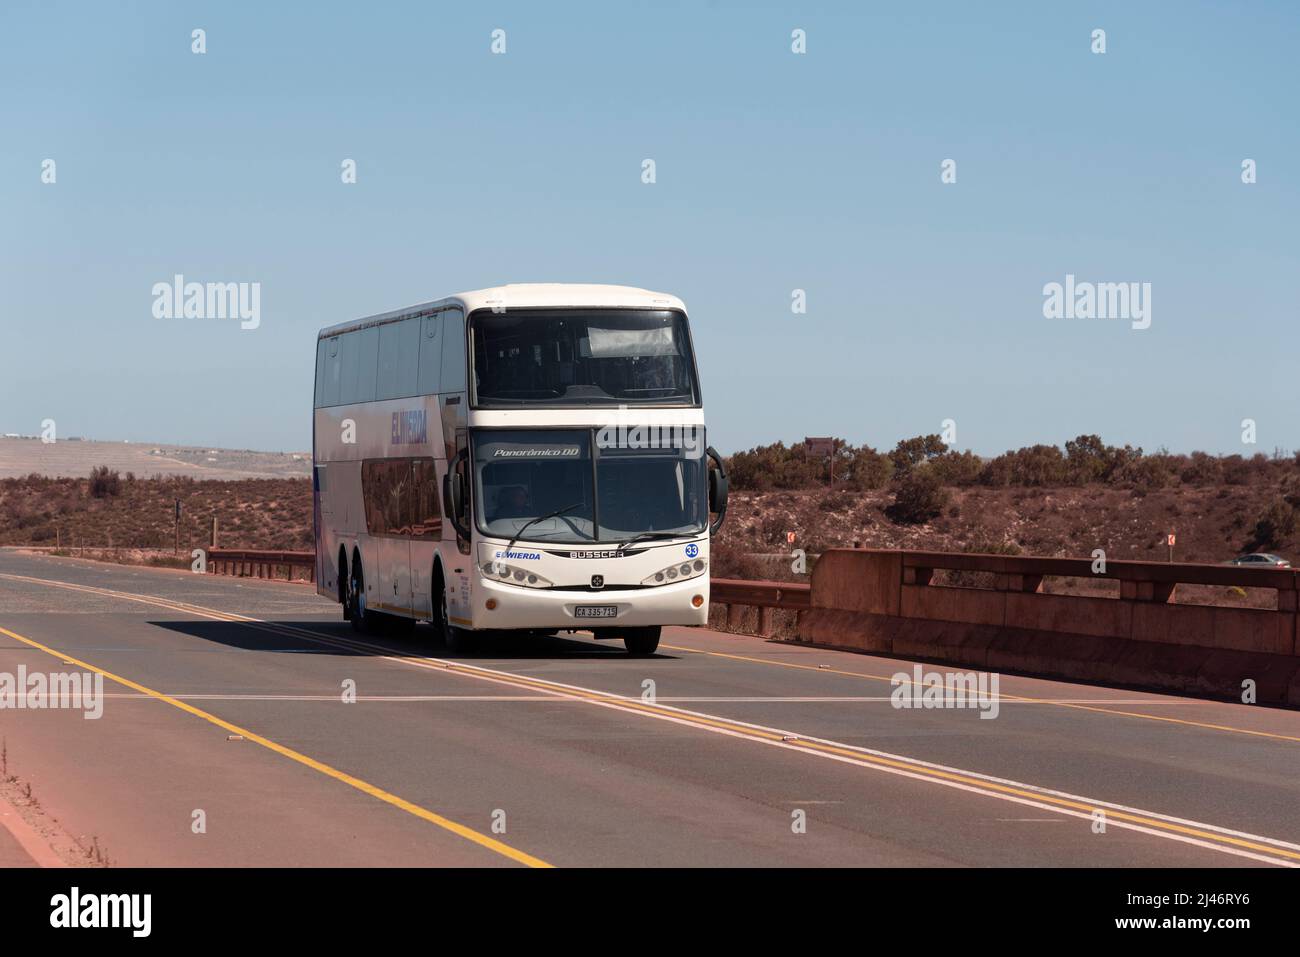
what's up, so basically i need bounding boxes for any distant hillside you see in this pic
[710,485,1291,582]
[714,434,1300,579]
[0,474,310,552]
[3,431,1297,585]
[0,436,311,481]
[2,472,1292,587]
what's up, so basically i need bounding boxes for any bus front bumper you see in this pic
[470,575,709,631]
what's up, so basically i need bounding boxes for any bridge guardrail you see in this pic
[197,549,1294,612]
[207,548,314,583]
[898,550,1297,605]
[710,578,810,635]
[799,548,1300,705]
[706,551,1300,642]
[202,554,811,622]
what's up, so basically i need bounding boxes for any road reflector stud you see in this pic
[227,734,244,741]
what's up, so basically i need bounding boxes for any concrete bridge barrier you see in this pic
[797,549,1300,707]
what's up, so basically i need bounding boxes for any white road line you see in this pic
[88,693,946,703]
[5,569,1300,867]
[91,692,1231,704]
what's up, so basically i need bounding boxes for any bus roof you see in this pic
[317,283,687,340]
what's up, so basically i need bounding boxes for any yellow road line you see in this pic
[0,622,551,869]
[662,642,1300,745]
[301,632,1300,864]
[14,568,1292,742]
[58,589,1300,863]
[7,568,1291,745]
[356,658,1300,862]
[3,571,1298,864]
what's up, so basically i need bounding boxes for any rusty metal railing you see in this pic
[710,578,811,635]
[206,548,315,583]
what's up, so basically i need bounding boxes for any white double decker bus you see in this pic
[312,284,728,655]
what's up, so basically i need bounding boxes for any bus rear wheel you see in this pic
[622,626,661,656]
[339,549,351,620]
[348,561,376,633]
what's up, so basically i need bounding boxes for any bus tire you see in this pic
[433,566,474,653]
[348,558,377,633]
[339,548,350,620]
[622,626,661,656]
[445,626,475,654]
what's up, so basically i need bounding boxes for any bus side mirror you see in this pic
[443,473,463,518]
[706,446,728,535]
[443,451,471,540]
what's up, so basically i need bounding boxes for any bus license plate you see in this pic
[575,605,618,619]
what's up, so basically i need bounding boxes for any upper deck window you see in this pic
[313,307,466,408]
[470,309,699,408]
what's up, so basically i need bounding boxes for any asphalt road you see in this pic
[1,547,1298,868]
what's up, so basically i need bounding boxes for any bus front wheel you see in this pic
[622,626,661,656]
[434,568,474,654]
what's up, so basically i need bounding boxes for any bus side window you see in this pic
[362,459,420,536]
[320,336,342,407]
[410,459,442,538]
[376,324,401,400]
[441,309,466,393]
[395,318,421,397]
[377,318,420,400]
[314,340,328,407]
[361,460,387,535]
[391,460,413,535]
[337,330,361,404]
[417,312,443,395]
[354,326,379,403]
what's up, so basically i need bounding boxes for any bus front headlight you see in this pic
[481,562,552,588]
[642,558,707,586]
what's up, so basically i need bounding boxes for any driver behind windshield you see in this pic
[495,485,532,519]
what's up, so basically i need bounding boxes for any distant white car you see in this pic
[1227,553,1291,568]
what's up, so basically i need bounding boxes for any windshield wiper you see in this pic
[503,502,585,557]
[615,531,690,555]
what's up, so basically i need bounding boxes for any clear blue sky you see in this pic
[3,1,1296,456]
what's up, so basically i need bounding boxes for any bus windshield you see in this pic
[473,429,707,544]
[470,309,699,407]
